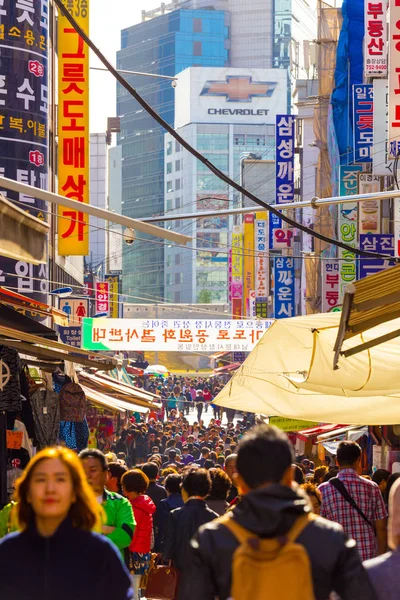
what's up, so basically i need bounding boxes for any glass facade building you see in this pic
[117,10,229,302]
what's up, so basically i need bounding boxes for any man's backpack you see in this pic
[59,382,86,422]
[218,513,316,600]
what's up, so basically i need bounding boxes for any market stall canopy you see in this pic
[0,193,49,265]
[213,362,241,374]
[296,423,347,442]
[214,312,400,425]
[82,385,149,414]
[0,304,57,340]
[0,286,68,325]
[78,371,161,409]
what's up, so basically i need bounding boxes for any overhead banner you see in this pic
[273,256,295,318]
[0,1,49,314]
[359,234,395,279]
[82,318,274,352]
[58,0,89,255]
[321,261,340,312]
[269,417,319,433]
[389,0,400,158]
[364,0,387,77]
[358,174,382,234]
[373,79,394,175]
[338,165,363,299]
[353,84,373,162]
[243,214,255,317]
[271,114,295,243]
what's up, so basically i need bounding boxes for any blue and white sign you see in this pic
[273,256,295,318]
[359,234,395,279]
[270,114,295,247]
[353,84,373,163]
[58,326,82,348]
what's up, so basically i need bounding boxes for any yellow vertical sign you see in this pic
[57,1,89,256]
[243,214,255,316]
[106,275,120,318]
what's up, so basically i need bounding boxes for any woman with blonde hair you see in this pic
[0,446,132,600]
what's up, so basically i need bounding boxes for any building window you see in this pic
[175,197,181,209]
[166,199,173,211]
[166,162,172,174]
[193,18,202,33]
[175,254,181,265]
[167,255,172,267]
[193,41,202,56]
[166,141,173,155]
[175,179,181,191]
[166,274,172,286]
[234,135,245,145]
[166,180,173,193]
[174,291,181,303]
[175,272,183,284]
[176,141,181,152]
[175,159,180,171]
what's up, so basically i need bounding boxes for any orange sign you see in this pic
[7,430,23,450]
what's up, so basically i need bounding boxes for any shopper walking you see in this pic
[0,446,132,600]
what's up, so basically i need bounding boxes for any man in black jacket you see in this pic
[164,468,218,599]
[187,425,377,600]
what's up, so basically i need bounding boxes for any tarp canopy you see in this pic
[82,385,149,414]
[296,423,346,441]
[214,313,400,425]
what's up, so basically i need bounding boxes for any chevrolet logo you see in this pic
[201,76,277,102]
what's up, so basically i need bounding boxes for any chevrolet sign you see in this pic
[201,76,277,102]
[208,108,269,116]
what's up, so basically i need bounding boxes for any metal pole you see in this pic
[90,66,178,81]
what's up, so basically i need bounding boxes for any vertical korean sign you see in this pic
[364,0,387,76]
[321,262,340,312]
[0,1,49,310]
[58,0,89,255]
[358,174,382,234]
[270,115,295,246]
[95,281,109,316]
[353,84,373,163]
[230,225,243,318]
[338,166,362,299]
[273,257,295,319]
[255,214,269,318]
[389,0,400,159]
[243,214,255,317]
[105,274,119,318]
[372,80,394,175]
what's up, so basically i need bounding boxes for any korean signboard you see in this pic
[364,0,387,76]
[0,1,49,313]
[359,234,395,279]
[82,318,274,353]
[321,261,340,312]
[58,0,89,255]
[389,0,400,158]
[231,225,243,318]
[353,84,373,163]
[60,297,88,327]
[395,199,400,256]
[373,79,394,175]
[243,214,255,317]
[58,326,82,348]
[338,166,362,299]
[272,227,294,249]
[95,281,109,315]
[105,274,119,319]
[269,417,318,433]
[358,174,382,234]
[255,215,269,301]
[271,115,296,245]
[273,256,295,318]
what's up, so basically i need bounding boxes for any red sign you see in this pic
[273,228,293,249]
[95,281,109,315]
[364,1,387,76]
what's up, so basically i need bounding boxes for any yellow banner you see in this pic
[57,1,89,256]
[243,214,255,315]
[106,275,120,319]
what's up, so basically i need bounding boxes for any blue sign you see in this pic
[59,326,82,348]
[359,234,395,279]
[353,84,373,163]
[270,114,296,248]
[273,257,295,318]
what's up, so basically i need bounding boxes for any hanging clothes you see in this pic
[52,371,71,394]
[14,420,34,458]
[30,387,60,449]
[59,419,89,452]
[0,346,23,413]
[19,367,36,439]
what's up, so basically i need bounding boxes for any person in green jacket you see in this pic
[79,448,135,559]
[0,501,18,538]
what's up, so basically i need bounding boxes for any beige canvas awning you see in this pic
[82,385,149,414]
[0,194,49,265]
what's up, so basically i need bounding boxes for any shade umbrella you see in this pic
[144,365,170,376]
[214,313,400,425]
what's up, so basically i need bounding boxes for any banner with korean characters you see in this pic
[230,225,243,319]
[353,84,373,163]
[273,256,295,318]
[338,165,363,300]
[95,281,109,316]
[243,214,255,317]
[389,0,400,158]
[270,115,295,246]
[373,79,394,176]
[255,215,269,301]
[364,0,387,77]
[358,174,382,235]
[0,1,50,316]
[105,274,119,318]
[58,0,89,255]
[359,234,395,279]
[81,318,274,352]
[395,199,400,257]
[321,261,340,312]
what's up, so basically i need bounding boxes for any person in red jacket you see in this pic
[122,469,156,600]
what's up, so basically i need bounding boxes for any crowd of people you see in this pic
[0,377,400,599]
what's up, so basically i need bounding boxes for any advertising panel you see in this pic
[270,114,295,243]
[338,166,363,299]
[389,0,400,158]
[359,234,395,279]
[358,174,382,234]
[230,225,243,304]
[58,0,89,255]
[321,261,340,312]
[82,318,274,352]
[105,274,119,319]
[255,215,269,301]
[353,84,373,163]
[364,0,387,76]
[243,214,255,317]
[95,281,109,315]
[0,1,49,311]
[273,256,295,318]
[175,67,288,128]
[373,79,394,175]
[269,417,319,433]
